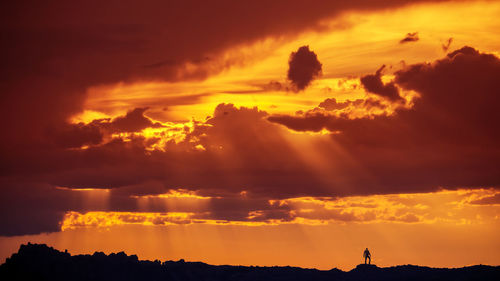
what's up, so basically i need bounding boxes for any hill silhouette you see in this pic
[1,243,499,281]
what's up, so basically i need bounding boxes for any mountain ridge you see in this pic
[1,243,498,281]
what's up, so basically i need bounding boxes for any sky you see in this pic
[0,0,499,270]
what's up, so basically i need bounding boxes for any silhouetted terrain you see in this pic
[1,244,499,281]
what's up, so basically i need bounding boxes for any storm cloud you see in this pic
[287,46,323,91]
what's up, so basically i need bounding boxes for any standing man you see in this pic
[363,248,371,264]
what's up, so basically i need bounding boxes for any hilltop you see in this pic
[0,243,498,281]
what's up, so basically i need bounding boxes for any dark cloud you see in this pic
[360,65,403,101]
[48,123,103,149]
[287,46,322,91]
[269,46,500,193]
[105,107,164,133]
[318,98,351,111]
[0,176,295,236]
[469,194,500,205]
[4,47,499,198]
[318,98,366,111]
[0,1,482,236]
[111,181,168,197]
[1,0,441,157]
[44,108,163,150]
[399,32,419,44]
[0,181,89,236]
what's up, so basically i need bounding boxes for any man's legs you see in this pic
[364,256,367,264]
[368,256,371,264]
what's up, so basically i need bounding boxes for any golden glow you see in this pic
[64,1,500,155]
[55,187,110,211]
[71,75,419,153]
[2,221,499,270]
[70,110,111,124]
[61,212,196,231]
[72,1,500,126]
[109,121,196,151]
[60,189,500,231]
[131,189,213,200]
[3,1,499,272]
[60,211,286,231]
[276,188,500,225]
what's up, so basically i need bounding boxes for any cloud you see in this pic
[0,0,452,156]
[1,0,438,159]
[49,123,103,148]
[57,188,500,231]
[44,108,165,149]
[0,181,79,236]
[3,47,499,212]
[0,0,492,236]
[287,46,322,91]
[104,107,164,133]
[469,194,500,205]
[269,46,500,193]
[7,43,498,205]
[318,98,355,111]
[360,65,403,101]
[317,98,386,114]
[399,32,419,44]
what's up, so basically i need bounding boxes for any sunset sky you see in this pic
[1,0,499,270]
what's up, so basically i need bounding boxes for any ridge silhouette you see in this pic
[1,243,499,281]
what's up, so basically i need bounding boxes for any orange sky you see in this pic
[1,189,499,270]
[1,0,499,270]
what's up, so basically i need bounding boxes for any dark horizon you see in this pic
[5,242,499,271]
[1,243,499,281]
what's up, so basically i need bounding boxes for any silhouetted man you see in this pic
[363,248,371,264]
